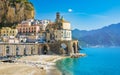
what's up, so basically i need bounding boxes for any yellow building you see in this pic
[45,12,72,42]
[0,27,18,37]
[55,13,72,41]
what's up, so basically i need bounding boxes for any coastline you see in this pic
[0,55,67,75]
[0,53,86,75]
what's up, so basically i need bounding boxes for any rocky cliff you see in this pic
[0,0,34,27]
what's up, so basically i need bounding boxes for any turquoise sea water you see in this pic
[56,48,120,75]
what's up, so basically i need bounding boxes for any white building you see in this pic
[54,29,72,41]
[8,38,19,43]
[21,19,34,26]
[54,12,72,41]
[39,20,51,31]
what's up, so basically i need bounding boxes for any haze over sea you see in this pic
[57,48,120,75]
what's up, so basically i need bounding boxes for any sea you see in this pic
[56,48,120,75]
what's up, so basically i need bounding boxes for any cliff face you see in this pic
[0,0,34,27]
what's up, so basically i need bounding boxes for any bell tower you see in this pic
[56,12,60,23]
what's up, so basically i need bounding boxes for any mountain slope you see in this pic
[72,23,120,47]
[0,0,34,27]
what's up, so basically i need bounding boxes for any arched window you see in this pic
[24,48,27,55]
[31,47,34,55]
[42,45,48,55]
[6,46,10,54]
[16,46,19,55]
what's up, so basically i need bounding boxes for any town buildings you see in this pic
[16,19,40,35]
[0,12,79,57]
[16,19,50,43]
[46,12,72,42]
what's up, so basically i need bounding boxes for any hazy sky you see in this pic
[30,0,120,30]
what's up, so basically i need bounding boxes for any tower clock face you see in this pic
[61,43,67,49]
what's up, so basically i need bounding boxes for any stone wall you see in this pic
[44,40,79,55]
[0,40,79,57]
[0,43,39,57]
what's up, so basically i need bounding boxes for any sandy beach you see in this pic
[0,55,66,75]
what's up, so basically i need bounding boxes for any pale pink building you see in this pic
[16,20,40,35]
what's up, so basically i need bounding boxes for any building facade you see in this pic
[0,27,18,37]
[54,16,72,41]
[54,30,72,41]
[16,20,40,35]
[39,20,50,31]
[46,12,72,42]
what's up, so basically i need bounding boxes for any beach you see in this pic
[0,55,66,75]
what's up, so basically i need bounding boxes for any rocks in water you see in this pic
[71,53,86,58]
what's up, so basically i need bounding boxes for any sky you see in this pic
[29,0,120,30]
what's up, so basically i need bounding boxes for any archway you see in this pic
[65,47,68,54]
[31,47,34,55]
[42,45,48,55]
[38,47,41,55]
[16,46,19,56]
[61,43,68,54]
[73,43,76,53]
[6,46,10,56]
[24,48,27,56]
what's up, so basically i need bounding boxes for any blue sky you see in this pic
[30,0,120,30]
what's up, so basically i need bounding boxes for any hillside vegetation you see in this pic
[0,0,34,27]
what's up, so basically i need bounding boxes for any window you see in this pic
[16,47,19,51]
[69,32,71,37]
